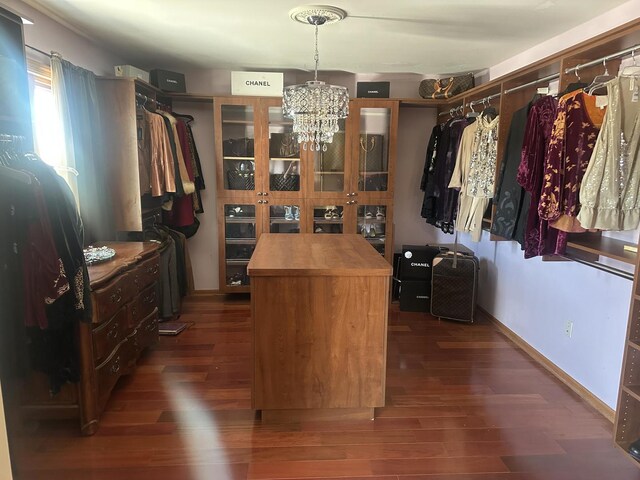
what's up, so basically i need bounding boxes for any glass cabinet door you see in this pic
[219,103,256,193]
[267,105,301,197]
[267,204,302,234]
[310,119,348,196]
[223,203,257,287]
[310,201,346,234]
[356,203,388,257]
[355,106,395,196]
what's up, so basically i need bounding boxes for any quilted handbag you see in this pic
[359,173,388,192]
[317,131,345,172]
[223,137,255,157]
[419,73,475,99]
[226,170,255,190]
[359,134,384,172]
[269,173,300,191]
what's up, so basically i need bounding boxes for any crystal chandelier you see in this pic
[283,6,349,152]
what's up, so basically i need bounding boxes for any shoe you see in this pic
[315,226,325,233]
[331,208,339,219]
[228,206,243,217]
[284,205,294,221]
[370,225,376,238]
[629,439,640,461]
[376,207,385,219]
[324,208,333,219]
[365,210,373,219]
[293,206,300,221]
[361,224,367,237]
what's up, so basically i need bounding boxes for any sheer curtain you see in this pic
[51,53,114,244]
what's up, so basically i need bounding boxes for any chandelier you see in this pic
[283,6,349,152]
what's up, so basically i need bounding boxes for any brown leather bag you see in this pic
[419,73,475,99]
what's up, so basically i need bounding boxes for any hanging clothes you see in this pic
[420,124,441,225]
[491,103,532,245]
[578,76,640,230]
[450,114,500,242]
[517,96,567,258]
[138,108,176,197]
[538,91,606,232]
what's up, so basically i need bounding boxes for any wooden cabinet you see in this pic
[216,96,398,292]
[248,234,392,423]
[21,242,160,435]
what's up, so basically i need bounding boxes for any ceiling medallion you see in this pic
[283,5,349,151]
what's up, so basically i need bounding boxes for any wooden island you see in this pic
[247,233,392,423]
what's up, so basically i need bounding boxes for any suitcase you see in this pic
[430,251,479,322]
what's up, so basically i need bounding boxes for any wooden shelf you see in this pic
[315,171,344,175]
[366,237,386,245]
[270,157,300,162]
[314,218,343,225]
[222,119,254,125]
[623,385,640,403]
[566,234,637,265]
[358,217,386,224]
[628,340,640,352]
[360,171,389,175]
[225,238,257,245]
[223,156,255,161]
[226,259,250,266]
[269,218,301,225]
[398,98,444,108]
[166,92,214,103]
[225,217,256,223]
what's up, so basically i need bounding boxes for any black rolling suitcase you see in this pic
[430,251,479,322]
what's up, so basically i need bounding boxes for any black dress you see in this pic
[420,124,442,225]
[490,104,531,246]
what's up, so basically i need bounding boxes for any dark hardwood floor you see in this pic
[9,294,640,479]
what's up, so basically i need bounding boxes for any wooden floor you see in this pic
[9,294,640,479]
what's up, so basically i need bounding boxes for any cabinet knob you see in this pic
[257,192,263,196]
[263,200,269,204]
[352,201,358,205]
[352,192,358,196]
[263,192,268,196]
[346,193,352,197]
[257,200,263,204]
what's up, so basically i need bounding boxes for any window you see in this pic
[26,55,76,194]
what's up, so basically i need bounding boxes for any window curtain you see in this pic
[51,53,114,244]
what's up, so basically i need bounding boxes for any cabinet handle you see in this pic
[147,264,159,275]
[146,320,157,332]
[257,200,263,204]
[144,292,156,304]
[352,200,358,205]
[111,356,121,374]
[263,192,268,196]
[107,323,119,339]
[131,305,138,318]
[257,192,263,196]
[263,200,269,204]
[346,193,352,197]
[110,288,122,304]
[352,192,358,196]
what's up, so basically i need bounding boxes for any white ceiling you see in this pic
[23,0,629,74]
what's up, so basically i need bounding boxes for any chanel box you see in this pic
[400,245,442,280]
[356,81,390,98]
[399,280,431,312]
[150,69,186,93]
[114,65,149,83]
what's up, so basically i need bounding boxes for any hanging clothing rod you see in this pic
[564,43,640,74]
[504,73,560,95]
[468,92,501,107]
[560,253,634,280]
[25,44,52,58]
[135,92,170,110]
[438,104,465,117]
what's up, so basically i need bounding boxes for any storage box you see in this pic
[356,81,390,98]
[400,245,442,280]
[150,69,186,93]
[232,71,284,96]
[114,65,149,83]
[399,280,431,312]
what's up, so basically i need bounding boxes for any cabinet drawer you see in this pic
[136,309,159,352]
[93,273,133,322]
[96,338,134,412]
[134,255,160,292]
[92,306,127,365]
[130,283,158,328]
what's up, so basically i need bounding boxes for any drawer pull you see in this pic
[107,323,119,340]
[146,320,157,332]
[147,264,159,275]
[131,305,138,319]
[110,288,122,304]
[110,356,121,374]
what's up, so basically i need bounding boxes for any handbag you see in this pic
[359,173,388,192]
[222,137,255,157]
[419,73,475,99]
[269,161,300,191]
[359,134,384,172]
[226,170,255,190]
[317,131,345,172]
[270,133,300,158]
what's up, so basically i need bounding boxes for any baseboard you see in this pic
[477,307,615,423]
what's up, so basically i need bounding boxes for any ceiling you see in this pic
[23,0,629,75]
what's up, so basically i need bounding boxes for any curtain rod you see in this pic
[564,43,640,74]
[504,72,560,95]
[25,44,52,58]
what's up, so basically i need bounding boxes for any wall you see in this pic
[456,4,640,410]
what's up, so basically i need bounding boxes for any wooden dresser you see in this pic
[21,242,160,435]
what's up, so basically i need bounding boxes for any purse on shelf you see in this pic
[359,134,384,172]
[419,73,475,99]
[270,133,300,158]
[269,160,300,191]
[359,173,388,192]
[226,161,255,190]
[317,131,345,172]
[223,137,255,157]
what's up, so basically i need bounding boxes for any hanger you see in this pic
[562,65,588,95]
[481,98,498,122]
[466,102,480,119]
[620,49,640,77]
[585,59,615,95]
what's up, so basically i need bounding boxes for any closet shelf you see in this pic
[315,171,344,175]
[270,157,300,162]
[225,238,257,245]
[223,156,255,161]
[222,119,255,125]
[628,340,640,352]
[314,218,343,225]
[226,259,250,265]
[358,218,386,224]
[225,217,256,223]
[622,385,640,404]
[365,237,386,244]
[269,218,301,225]
[566,234,636,265]
[360,171,388,175]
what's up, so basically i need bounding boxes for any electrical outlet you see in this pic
[565,321,573,338]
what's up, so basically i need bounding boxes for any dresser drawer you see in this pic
[96,338,134,412]
[130,283,158,328]
[92,306,127,365]
[136,309,159,352]
[93,273,133,323]
[133,255,160,292]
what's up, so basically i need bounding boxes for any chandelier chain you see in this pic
[314,23,319,82]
